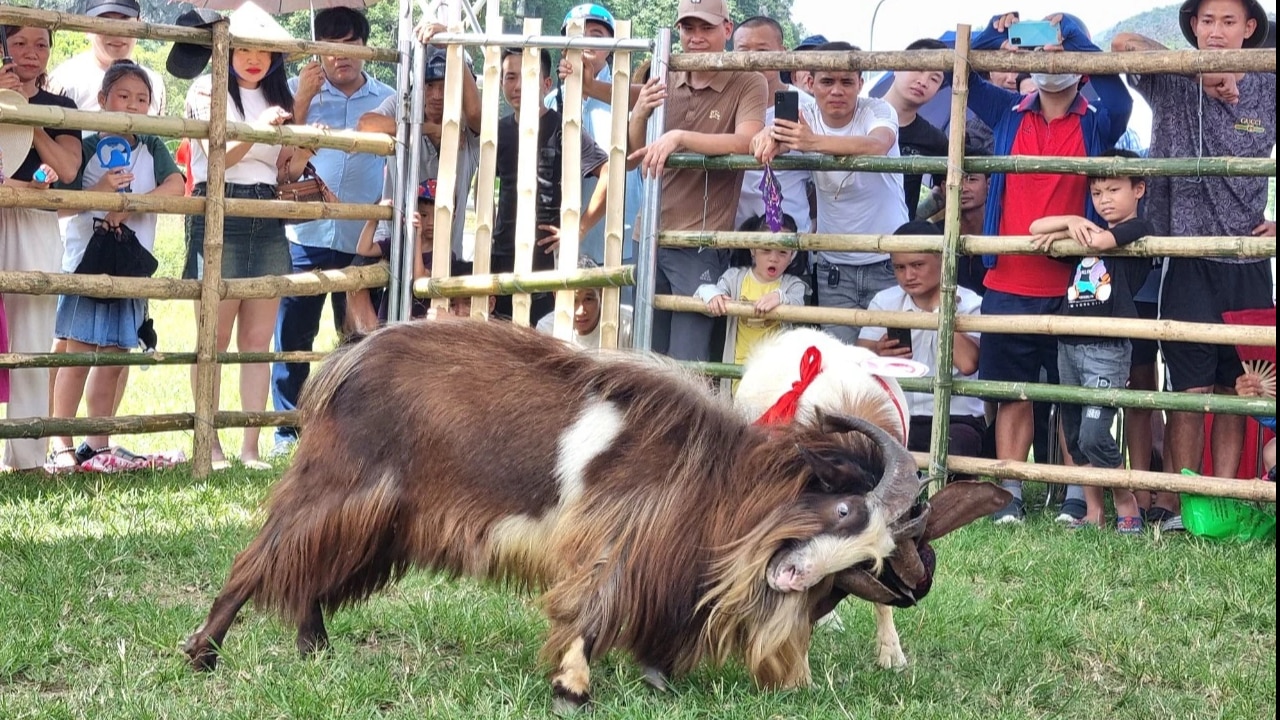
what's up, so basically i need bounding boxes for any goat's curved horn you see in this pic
[817,411,923,522]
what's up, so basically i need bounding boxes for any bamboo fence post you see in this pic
[191,18,230,479]
[600,20,632,350]
[927,25,971,495]
[430,2,466,314]
[552,19,586,341]
[470,0,502,320]
[512,17,544,326]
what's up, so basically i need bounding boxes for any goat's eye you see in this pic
[836,502,850,519]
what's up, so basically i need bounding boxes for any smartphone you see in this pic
[1008,20,1059,49]
[887,327,912,349]
[774,90,799,124]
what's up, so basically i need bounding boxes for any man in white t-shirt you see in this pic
[47,0,167,115]
[857,222,985,462]
[753,40,908,344]
[732,16,816,234]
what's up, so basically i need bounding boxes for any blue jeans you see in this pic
[813,259,897,344]
[1058,339,1132,468]
[271,244,358,443]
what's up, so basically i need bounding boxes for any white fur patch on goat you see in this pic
[554,399,625,506]
[768,509,896,592]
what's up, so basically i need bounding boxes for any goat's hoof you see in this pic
[551,681,592,715]
[296,632,330,657]
[876,647,908,670]
[640,665,669,692]
[183,634,219,672]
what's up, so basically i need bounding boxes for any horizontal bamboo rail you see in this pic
[691,364,1273,416]
[0,102,395,155]
[0,351,327,370]
[0,7,398,63]
[922,454,1278,503]
[660,231,1275,259]
[667,48,1275,75]
[653,295,1274,347]
[429,31,652,52]
[0,411,297,440]
[414,265,635,298]
[664,153,1276,176]
[0,187,392,222]
[0,264,389,300]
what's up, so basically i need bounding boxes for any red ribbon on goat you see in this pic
[755,346,823,426]
[753,345,910,442]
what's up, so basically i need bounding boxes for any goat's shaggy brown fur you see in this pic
[184,320,898,704]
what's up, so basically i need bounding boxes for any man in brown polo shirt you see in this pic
[629,0,767,361]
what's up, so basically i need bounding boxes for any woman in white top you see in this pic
[181,10,297,469]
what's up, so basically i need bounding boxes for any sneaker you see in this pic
[1055,498,1087,524]
[992,497,1025,525]
[268,438,296,460]
[1159,515,1185,532]
[1115,516,1144,535]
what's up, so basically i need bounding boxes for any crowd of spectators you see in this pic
[0,0,1274,527]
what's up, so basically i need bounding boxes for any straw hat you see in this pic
[166,1,302,81]
[0,89,36,178]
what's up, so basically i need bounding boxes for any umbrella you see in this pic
[182,0,379,12]
[175,0,381,42]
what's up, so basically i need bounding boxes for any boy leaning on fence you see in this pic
[1030,149,1154,533]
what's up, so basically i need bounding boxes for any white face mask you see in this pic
[1031,73,1082,93]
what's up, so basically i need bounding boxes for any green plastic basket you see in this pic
[1179,471,1276,542]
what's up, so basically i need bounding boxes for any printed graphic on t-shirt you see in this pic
[1067,257,1112,306]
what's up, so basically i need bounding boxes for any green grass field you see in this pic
[0,471,1273,720]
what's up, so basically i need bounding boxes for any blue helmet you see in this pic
[562,3,615,36]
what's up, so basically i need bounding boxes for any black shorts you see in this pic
[978,290,1063,385]
[1129,300,1159,367]
[1158,258,1274,392]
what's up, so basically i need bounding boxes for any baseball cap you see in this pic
[418,179,438,203]
[424,47,447,83]
[84,0,141,19]
[676,0,729,26]
[781,34,829,85]
[166,8,223,80]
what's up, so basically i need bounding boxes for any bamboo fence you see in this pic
[0,6,1274,503]
[660,231,1274,259]
[666,47,1275,75]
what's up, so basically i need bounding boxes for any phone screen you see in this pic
[887,327,912,349]
[774,90,799,124]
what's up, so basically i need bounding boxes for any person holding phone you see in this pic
[731,17,816,236]
[751,40,907,345]
[962,11,1132,524]
[856,222,985,465]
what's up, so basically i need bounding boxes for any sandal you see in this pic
[1116,516,1145,535]
[44,446,80,474]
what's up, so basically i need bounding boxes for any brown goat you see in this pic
[183,320,921,711]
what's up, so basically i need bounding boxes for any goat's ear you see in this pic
[797,444,875,494]
[923,481,1014,541]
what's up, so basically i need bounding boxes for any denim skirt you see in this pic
[183,182,291,280]
[54,295,146,350]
